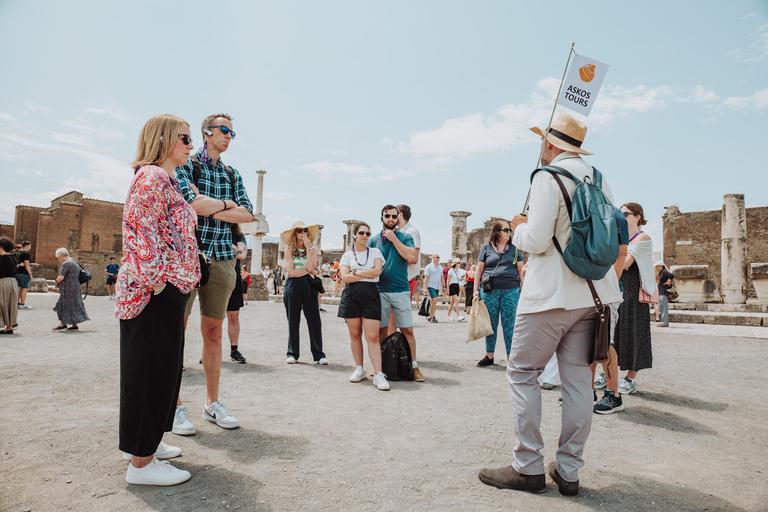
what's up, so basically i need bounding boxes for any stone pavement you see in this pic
[1,293,766,511]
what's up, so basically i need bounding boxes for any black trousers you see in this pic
[283,275,325,361]
[119,284,189,456]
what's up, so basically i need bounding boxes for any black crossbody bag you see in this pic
[481,245,519,293]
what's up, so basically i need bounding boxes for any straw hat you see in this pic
[530,113,593,155]
[281,221,319,246]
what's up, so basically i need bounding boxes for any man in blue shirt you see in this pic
[173,113,253,433]
[368,205,425,382]
[105,257,119,300]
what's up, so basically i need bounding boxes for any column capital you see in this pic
[450,211,472,218]
[255,170,267,175]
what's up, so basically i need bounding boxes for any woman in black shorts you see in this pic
[337,222,389,391]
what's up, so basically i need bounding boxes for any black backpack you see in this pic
[380,332,414,381]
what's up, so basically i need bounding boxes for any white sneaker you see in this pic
[447,316,455,322]
[594,372,607,389]
[123,441,182,461]
[172,405,196,436]
[286,356,296,364]
[373,372,390,391]
[457,315,466,321]
[617,378,637,395]
[317,358,329,365]
[349,366,366,382]
[126,458,191,486]
[203,402,240,429]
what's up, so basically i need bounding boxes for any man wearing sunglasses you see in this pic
[174,113,254,432]
[367,205,425,382]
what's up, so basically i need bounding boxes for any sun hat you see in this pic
[655,260,665,267]
[530,112,593,155]
[281,221,319,246]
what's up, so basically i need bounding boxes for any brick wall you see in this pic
[36,204,84,269]
[13,206,45,260]
[663,205,768,299]
[0,224,13,239]
[74,250,122,296]
[78,200,124,253]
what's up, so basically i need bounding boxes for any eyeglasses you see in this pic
[357,231,371,237]
[208,125,236,139]
[383,214,397,219]
[178,134,193,145]
[295,228,309,233]
[500,228,512,233]
[622,211,632,217]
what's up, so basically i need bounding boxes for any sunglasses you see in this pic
[500,228,512,233]
[178,134,193,145]
[357,231,371,237]
[622,211,632,217]
[209,125,236,139]
[295,228,309,233]
[383,214,398,219]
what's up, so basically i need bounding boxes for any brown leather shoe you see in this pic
[413,367,425,382]
[478,465,546,493]
[547,461,579,496]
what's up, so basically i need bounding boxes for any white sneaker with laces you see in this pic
[617,378,637,395]
[172,405,196,436]
[203,401,240,429]
[317,357,329,365]
[126,457,191,486]
[594,372,607,389]
[123,441,182,461]
[373,372,390,391]
[286,356,296,364]
[457,315,466,321]
[349,366,366,382]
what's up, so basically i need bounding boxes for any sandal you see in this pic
[53,325,67,330]
[67,326,79,331]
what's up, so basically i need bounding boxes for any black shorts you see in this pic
[449,283,460,296]
[106,276,117,285]
[337,282,381,321]
[241,280,249,295]
[227,281,244,311]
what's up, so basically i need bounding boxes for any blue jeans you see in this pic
[483,287,520,355]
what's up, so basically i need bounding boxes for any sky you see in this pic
[1,1,767,259]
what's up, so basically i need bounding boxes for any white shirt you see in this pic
[399,222,421,281]
[339,247,385,283]
[447,267,466,286]
[512,152,622,314]
[424,262,442,289]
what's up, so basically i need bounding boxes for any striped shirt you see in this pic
[292,250,307,270]
[175,149,253,260]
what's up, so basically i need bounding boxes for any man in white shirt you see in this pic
[479,113,622,497]
[422,254,442,322]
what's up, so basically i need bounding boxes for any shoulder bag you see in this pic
[481,244,519,293]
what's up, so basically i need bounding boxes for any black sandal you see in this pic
[67,326,79,331]
[0,330,13,335]
[53,325,67,330]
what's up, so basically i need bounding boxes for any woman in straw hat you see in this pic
[282,221,327,364]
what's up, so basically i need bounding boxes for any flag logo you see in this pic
[579,64,596,83]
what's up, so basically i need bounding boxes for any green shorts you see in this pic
[184,256,236,320]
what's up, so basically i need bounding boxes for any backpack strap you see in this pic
[592,166,603,189]
[189,154,237,200]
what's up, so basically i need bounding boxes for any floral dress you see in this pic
[115,165,200,320]
[54,259,90,325]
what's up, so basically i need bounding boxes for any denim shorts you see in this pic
[15,274,30,289]
[427,287,439,299]
[379,291,413,328]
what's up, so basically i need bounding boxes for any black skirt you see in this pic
[337,282,381,321]
[119,284,189,456]
[614,263,653,372]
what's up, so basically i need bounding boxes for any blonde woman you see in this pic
[282,222,327,364]
[117,114,199,486]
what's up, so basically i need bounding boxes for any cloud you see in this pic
[676,85,720,103]
[298,161,413,183]
[300,161,367,176]
[401,77,675,159]
[0,113,19,123]
[58,119,128,141]
[741,13,756,20]
[50,132,94,147]
[86,104,138,125]
[727,24,768,63]
[23,99,50,113]
[0,187,74,224]
[722,87,768,110]
[380,138,393,145]
[320,147,347,157]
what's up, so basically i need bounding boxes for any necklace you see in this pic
[495,241,510,254]
[352,246,370,266]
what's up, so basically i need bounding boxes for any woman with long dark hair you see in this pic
[117,114,199,486]
[282,221,327,364]
[473,220,524,366]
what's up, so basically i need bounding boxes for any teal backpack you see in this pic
[530,165,619,281]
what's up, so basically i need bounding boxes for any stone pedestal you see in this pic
[29,277,48,293]
[670,265,722,303]
[750,263,768,305]
[450,211,471,262]
[247,273,269,301]
[721,194,747,304]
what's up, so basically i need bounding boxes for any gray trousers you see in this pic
[507,307,597,482]
[659,295,669,326]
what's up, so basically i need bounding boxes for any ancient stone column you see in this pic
[316,224,323,265]
[450,211,471,261]
[251,170,269,271]
[343,220,359,252]
[721,194,747,304]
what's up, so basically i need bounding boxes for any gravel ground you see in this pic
[1,293,766,512]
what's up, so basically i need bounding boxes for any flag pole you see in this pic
[521,42,575,214]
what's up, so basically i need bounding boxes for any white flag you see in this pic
[557,54,609,116]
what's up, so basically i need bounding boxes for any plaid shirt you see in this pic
[175,150,253,260]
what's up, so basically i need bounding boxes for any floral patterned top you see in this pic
[115,165,200,320]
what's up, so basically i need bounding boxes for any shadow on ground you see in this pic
[633,390,728,412]
[394,376,461,390]
[419,360,465,373]
[128,463,271,511]
[614,406,718,435]
[536,473,748,512]
[189,427,309,464]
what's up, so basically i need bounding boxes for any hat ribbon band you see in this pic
[547,128,583,148]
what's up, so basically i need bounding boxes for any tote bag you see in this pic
[466,300,494,343]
